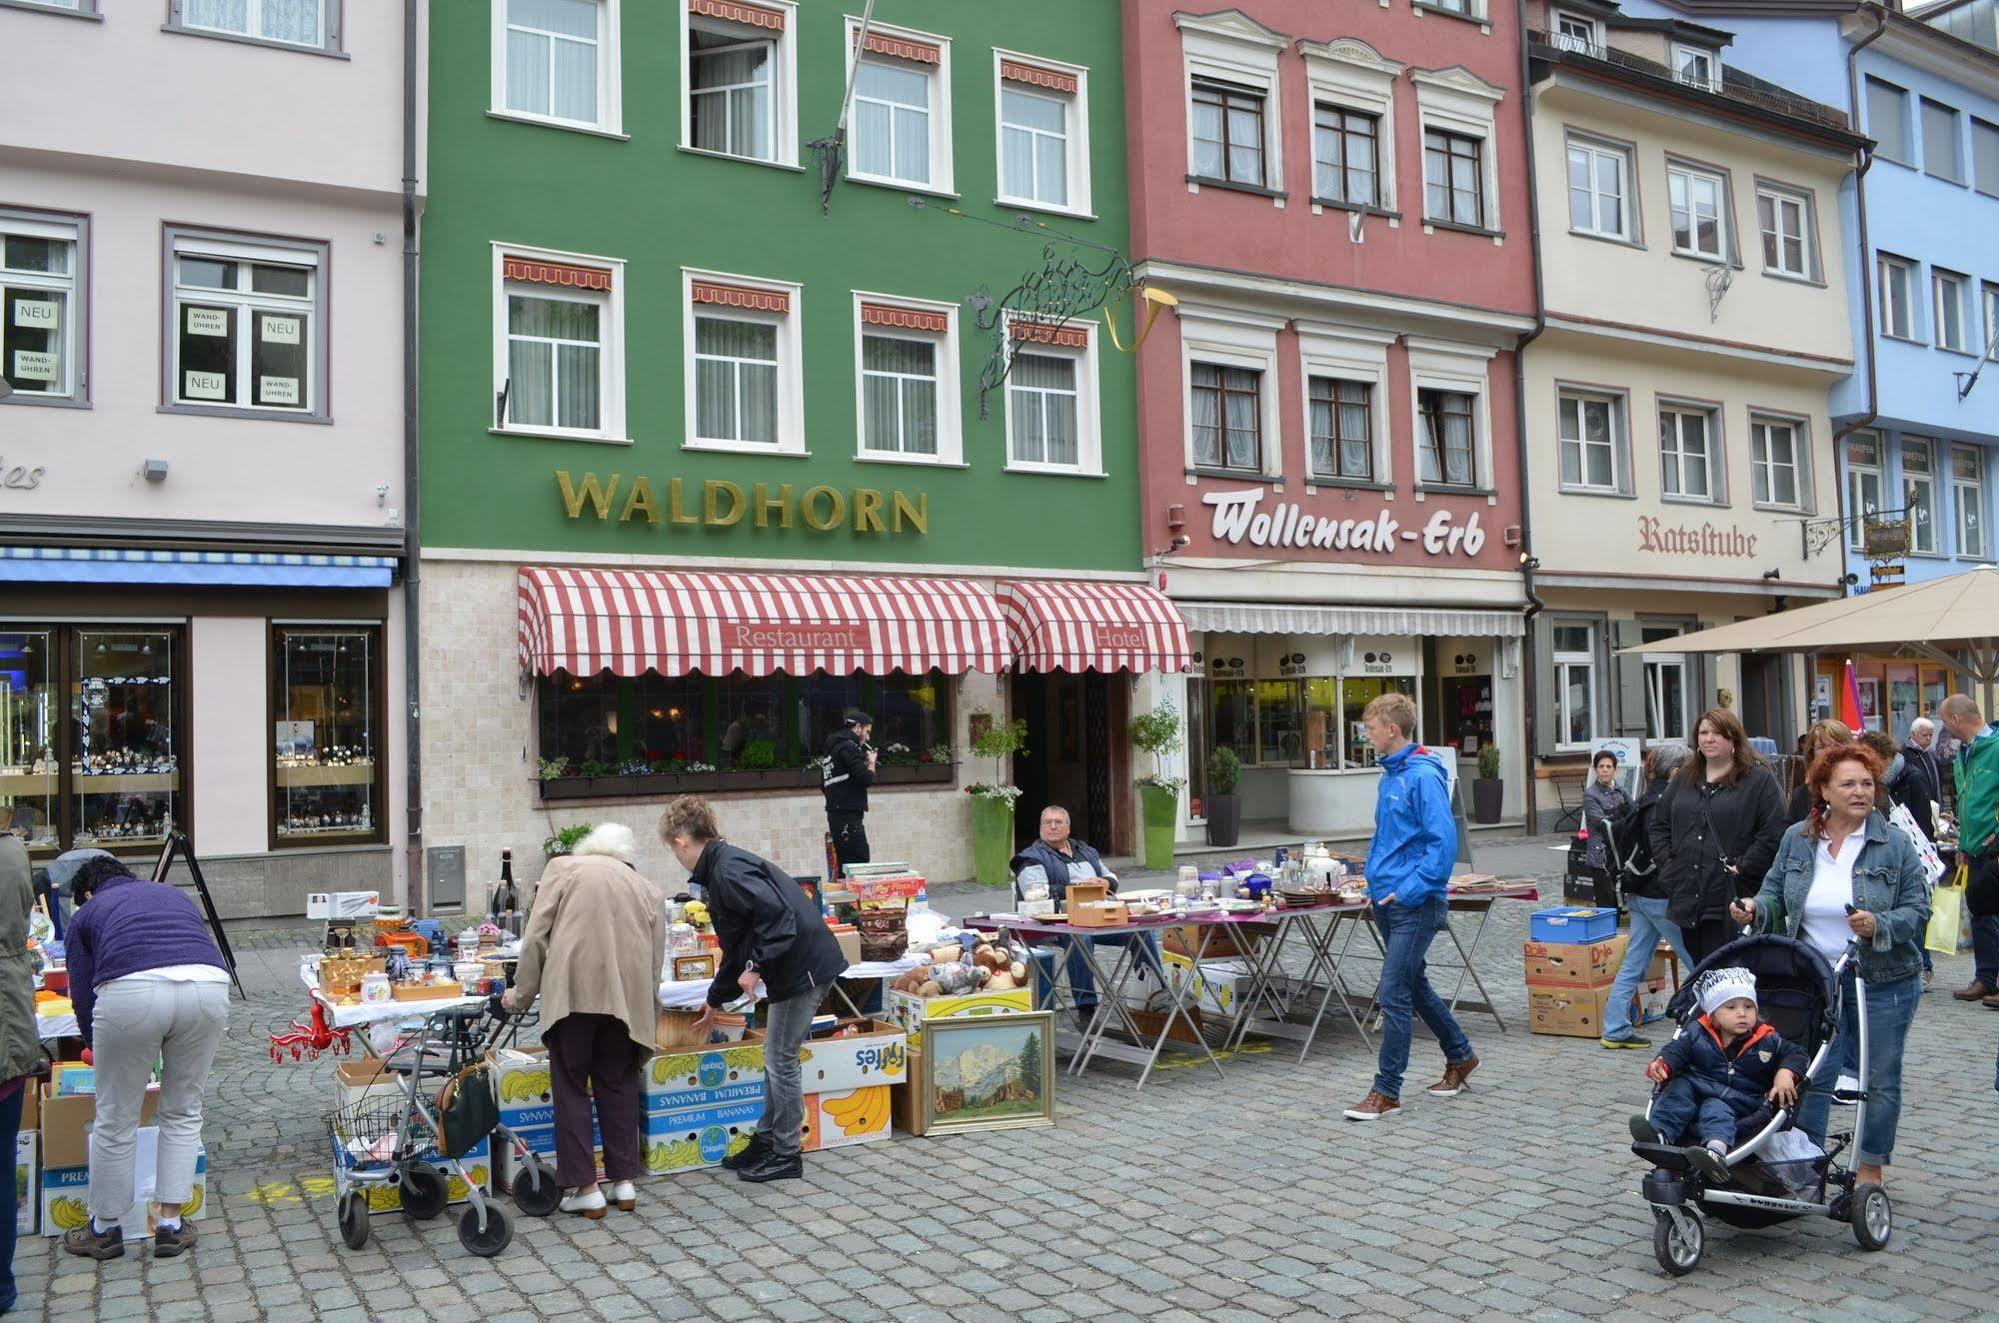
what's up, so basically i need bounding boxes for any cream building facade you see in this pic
[1521,1,1866,782]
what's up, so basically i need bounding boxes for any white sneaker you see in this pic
[1833,1074,1860,1105]
[558,1188,607,1219]
[611,1180,637,1211]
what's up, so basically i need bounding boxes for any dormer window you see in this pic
[1673,44,1719,93]
[1553,11,1599,53]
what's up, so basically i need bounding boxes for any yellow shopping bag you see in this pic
[1926,863,1967,957]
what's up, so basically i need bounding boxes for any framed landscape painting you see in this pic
[918,1011,1056,1136]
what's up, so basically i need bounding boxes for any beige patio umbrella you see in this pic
[1622,565,1999,712]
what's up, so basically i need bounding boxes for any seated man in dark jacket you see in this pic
[664,797,847,1185]
[1010,806,1127,1015]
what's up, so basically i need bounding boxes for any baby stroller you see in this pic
[1629,933,1891,1275]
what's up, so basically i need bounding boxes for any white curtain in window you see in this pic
[262,0,319,44]
[1223,369,1258,469]
[1191,368,1221,467]
[1010,354,1075,465]
[507,28,552,116]
[186,0,249,32]
[855,62,930,183]
[692,45,771,158]
[862,336,936,455]
[696,318,777,443]
[508,295,600,430]
[553,37,598,123]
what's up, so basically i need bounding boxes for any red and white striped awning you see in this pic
[997,580,1192,675]
[517,567,1010,678]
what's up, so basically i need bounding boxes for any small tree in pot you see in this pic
[966,715,1029,887]
[1472,742,1504,824]
[1129,702,1185,871]
[1205,746,1243,847]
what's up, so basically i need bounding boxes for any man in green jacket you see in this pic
[1940,695,1999,1006]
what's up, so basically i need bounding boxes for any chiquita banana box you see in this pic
[804,1088,892,1151]
[641,1100,764,1174]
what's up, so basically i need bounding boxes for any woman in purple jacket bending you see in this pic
[60,856,229,1262]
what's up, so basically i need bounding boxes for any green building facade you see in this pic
[419,0,1161,888]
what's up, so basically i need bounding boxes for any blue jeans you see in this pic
[1796,968,1921,1167]
[1972,913,1999,987]
[0,1085,17,1308]
[1372,895,1473,1100]
[1601,895,1691,1040]
[1649,1075,1757,1148]
[756,988,820,1158]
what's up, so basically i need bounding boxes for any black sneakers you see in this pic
[154,1221,197,1257]
[721,1131,773,1171]
[735,1150,803,1183]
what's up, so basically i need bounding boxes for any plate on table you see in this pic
[1118,889,1169,903]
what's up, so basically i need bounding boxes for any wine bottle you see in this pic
[490,850,519,932]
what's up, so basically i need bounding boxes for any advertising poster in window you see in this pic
[10,351,54,381]
[185,307,229,337]
[259,314,301,345]
[258,376,300,406]
[183,371,227,400]
[12,299,57,330]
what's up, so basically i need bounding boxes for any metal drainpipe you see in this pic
[401,0,425,911]
[1830,7,1891,590]
[1514,0,1549,836]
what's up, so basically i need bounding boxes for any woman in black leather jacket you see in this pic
[1648,707,1787,963]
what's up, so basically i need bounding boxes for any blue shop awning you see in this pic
[0,547,396,588]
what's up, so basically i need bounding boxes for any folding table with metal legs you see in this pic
[1223,906,1376,1059]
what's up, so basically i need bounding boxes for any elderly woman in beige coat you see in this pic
[503,824,664,1218]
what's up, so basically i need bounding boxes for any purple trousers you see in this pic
[542,1012,644,1187]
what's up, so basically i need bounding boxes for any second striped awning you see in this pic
[996,579,1192,675]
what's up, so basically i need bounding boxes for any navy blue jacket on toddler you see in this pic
[1637,968,1809,1174]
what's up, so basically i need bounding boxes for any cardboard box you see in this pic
[642,1041,766,1113]
[886,987,1034,1053]
[1527,984,1615,1038]
[830,924,862,967]
[1522,933,1628,990]
[803,1087,891,1151]
[1122,952,1247,1018]
[328,1136,490,1214]
[333,1059,407,1107]
[494,1123,608,1190]
[16,1132,36,1236]
[891,1050,927,1137]
[44,1128,207,1237]
[1633,975,1673,1026]
[640,1100,764,1174]
[797,1019,907,1094]
[488,1047,556,1126]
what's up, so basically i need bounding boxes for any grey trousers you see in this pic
[89,978,229,1222]
[755,988,822,1158]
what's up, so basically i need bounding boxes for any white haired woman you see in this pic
[503,824,665,1218]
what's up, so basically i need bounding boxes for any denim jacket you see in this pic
[1752,812,1930,986]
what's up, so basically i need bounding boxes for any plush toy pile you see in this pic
[890,934,1030,998]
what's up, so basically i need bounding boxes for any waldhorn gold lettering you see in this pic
[853,488,885,534]
[892,490,928,535]
[555,470,620,520]
[667,477,699,525]
[801,486,846,531]
[704,480,746,527]
[620,476,660,524]
[754,483,792,529]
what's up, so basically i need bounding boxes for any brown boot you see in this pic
[1428,1054,1480,1096]
[1342,1091,1400,1121]
[1952,980,1994,1001]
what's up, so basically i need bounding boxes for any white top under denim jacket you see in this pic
[1752,812,1930,985]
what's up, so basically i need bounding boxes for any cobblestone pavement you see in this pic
[18,836,1999,1321]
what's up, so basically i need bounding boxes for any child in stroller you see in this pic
[1630,967,1808,1183]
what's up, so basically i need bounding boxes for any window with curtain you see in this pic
[1417,387,1475,487]
[1191,362,1262,472]
[1558,390,1620,492]
[1191,79,1266,187]
[1757,186,1811,277]
[1878,254,1914,338]
[1000,86,1070,207]
[1953,444,1986,560]
[1552,622,1596,750]
[1566,137,1628,239]
[1,216,80,400]
[860,334,938,457]
[694,316,778,445]
[1313,105,1379,207]
[1667,164,1726,259]
[853,58,933,185]
[507,291,602,432]
[1904,437,1936,553]
[1008,351,1079,468]
[171,239,317,414]
[504,0,602,125]
[273,627,381,844]
[1308,377,1372,481]
[1423,129,1483,227]
[689,28,774,161]
[1659,405,1716,501]
[181,0,324,47]
[1750,416,1802,508]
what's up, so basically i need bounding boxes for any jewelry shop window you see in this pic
[273,626,382,845]
[73,629,180,850]
[0,630,57,850]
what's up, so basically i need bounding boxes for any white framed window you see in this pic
[1641,625,1690,744]
[1845,432,1883,550]
[1672,44,1719,92]
[682,267,802,456]
[167,229,326,420]
[1659,403,1720,503]
[683,0,796,167]
[1566,134,1631,240]
[1953,443,1986,560]
[1297,322,1395,486]
[492,243,626,443]
[1755,183,1814,279]
[845,17,953,193]
[494,0,621,134]
[1177,9,1287,194]
[1310,379,1374,481]
[994,51,1091,216]
[1903,436,1937,553]
[1985,281,1999,360]
[1750,414,1806,510]
[1412,66,1505,231]
[0,210,85,404]
[1866,76,1910,165]
[851,294,962,466]
[1666,162,1728,261]
[1003,313,1102,476]
[1878,253,1915,339]
[1407,338,1496,491]
[1178,306,1283,478]
[167,0,339,53]
[1921,97,1962,183]
[1552,620,1598,752]
[6,1,100,14]
[1300,38,1402,212]
[1553,10,1600,52]
[1557,387,1625,494]
[1935,269,1969,352]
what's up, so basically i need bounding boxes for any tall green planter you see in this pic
[971,795,1016,888]
[1140,784,1178,872]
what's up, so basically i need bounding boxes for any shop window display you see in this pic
[71,630,178,848]
[273,628,380,843]
[0,631,57,849]
[1341,675,1416,768]
[1203,667,1419,770]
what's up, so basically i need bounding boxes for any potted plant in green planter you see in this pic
[1206,746,1243,847]
[541,821,594,859]
[1129,702,1185,871]
[1472,742,1504,825]
[965,715,1028,887]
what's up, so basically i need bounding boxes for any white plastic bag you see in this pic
[1887,801,1946,887]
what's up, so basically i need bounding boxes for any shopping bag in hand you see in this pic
[1927,863,1967,956]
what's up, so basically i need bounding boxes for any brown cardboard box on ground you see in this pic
[1527,984,1615,1038]
[1522,934,1628,989]
[41,1084,159,1172]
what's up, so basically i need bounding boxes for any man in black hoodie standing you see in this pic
[823,710,876,876]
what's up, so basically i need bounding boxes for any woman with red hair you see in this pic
[1733,743,1930,1190]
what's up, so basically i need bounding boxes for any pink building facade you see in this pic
[1123,2,1537,840]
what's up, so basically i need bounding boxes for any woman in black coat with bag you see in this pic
[1648,707,1788,963]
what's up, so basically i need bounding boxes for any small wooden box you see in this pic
[391,981,464,1002]
[1066,880,1110,906]
[1070,900,1129,928]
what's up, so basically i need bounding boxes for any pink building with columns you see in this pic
[1122,2,1538,841]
